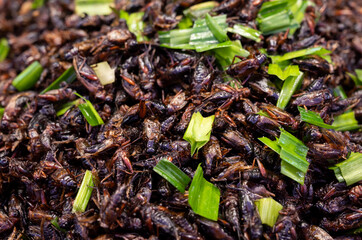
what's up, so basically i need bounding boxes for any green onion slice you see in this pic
[227,24,261,42]
[41,66,76,94]
[183,112,215,156]
[72,170,94,213]
[255,198,283,227]
[75,93,104,126]
[205,13,228,43]
[270,46,332,64]
[268,64,300,80]
[0,38,10,62]
[298,106,335,129]
[12,61,43,91]
[188,164,220,221]
[276,71,304,110]
[153,159,191,193]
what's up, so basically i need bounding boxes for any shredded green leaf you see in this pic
[333,86,347,100]
[268,63,300,80]
[0,38,10,62]
[75,93,104,126]
[75,0,114,16]
[258,137,281,154]
[259,129,309,184]
[227,24,261,42]
[32,0,45,9]
[190,15,227,48]
[347,69,362,86]
[0,108,4,119]
[257,0,300,35]
[183,1,219,20]
[205,13,228,43]
[183,112,215,156]
[72,170,94,213]
[298,106,335,129]
[12,61,43,92]
[289,0,314,35]
[153,159,191,193]
[276,71,304,110]
[270,46,332,64]
[178,16,193,29]
[41,66,76,94]
[51,217,67,232]
[332,152,362,186]
[188,164,220,221]
[255,198,283,227]
[332,112,360,131]
[120,11,146,42]
[56,99,82,117]
[212,40,249,69]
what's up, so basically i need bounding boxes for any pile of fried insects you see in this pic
[0,0,361,239]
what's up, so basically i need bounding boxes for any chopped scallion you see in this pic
[91,61,115,86]
[153,159,191,193]
[0,38,10,62]
[276,71,304,109]
[72,170,94,213]
[12,61,43,91]
[183,112,215,156]
[227,24,261,42]
[41,66,76,94]
[188,164,220,221]
[75,93,104,126]
[298,106,334,129]
[255,198,283,227]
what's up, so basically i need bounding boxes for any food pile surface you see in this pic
[0,0,361,239]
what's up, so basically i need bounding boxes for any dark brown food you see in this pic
[0,0,361,239]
